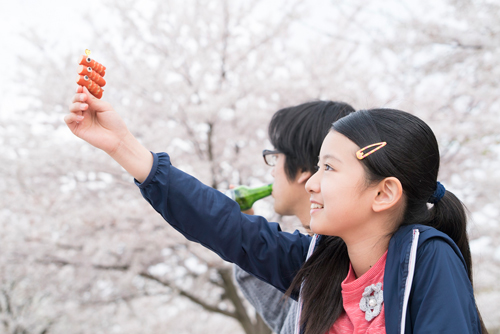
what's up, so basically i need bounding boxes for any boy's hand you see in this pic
[229,185,255,215]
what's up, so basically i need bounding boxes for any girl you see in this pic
[67,86,487,333]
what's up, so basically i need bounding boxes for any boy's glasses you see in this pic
[262,149,281,166]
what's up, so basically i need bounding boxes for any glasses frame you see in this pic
[262,149,281,166]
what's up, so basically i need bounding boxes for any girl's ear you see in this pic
[372,177,403,213]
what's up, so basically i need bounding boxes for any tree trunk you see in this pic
[218,267,272,334]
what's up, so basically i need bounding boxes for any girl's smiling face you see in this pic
[305,131,378,239]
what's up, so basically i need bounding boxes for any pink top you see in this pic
[328,250,388,334]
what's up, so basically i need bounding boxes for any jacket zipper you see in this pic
[400,228,420,334]
[295,234,319,334]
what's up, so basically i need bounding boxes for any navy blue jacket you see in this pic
[137,152,482,334]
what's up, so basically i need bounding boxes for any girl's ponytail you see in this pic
[428,189,472,280]
[427,189,489,334]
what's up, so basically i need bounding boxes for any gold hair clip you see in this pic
[356,142,387,160]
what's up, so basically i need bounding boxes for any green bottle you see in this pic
[225,184,273,211]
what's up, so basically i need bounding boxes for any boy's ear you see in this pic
[296,170,313,184]
[373,177,403,213]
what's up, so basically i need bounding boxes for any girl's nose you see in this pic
[305,170,320,193]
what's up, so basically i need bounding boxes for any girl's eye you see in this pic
[324,164,334,171]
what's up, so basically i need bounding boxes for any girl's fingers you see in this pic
[67,86,91,127]
[71,92,87,104]
[69,102,88,114]
[82,86,97,101]
[64,113,84,125]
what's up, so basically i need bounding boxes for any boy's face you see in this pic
[271,153,310,226]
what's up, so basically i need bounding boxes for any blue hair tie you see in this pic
[428,181,446,204]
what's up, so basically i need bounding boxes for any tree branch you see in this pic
[139,271,237,319]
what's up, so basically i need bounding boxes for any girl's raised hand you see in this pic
[66,86,129,155]
[65,86,153,183]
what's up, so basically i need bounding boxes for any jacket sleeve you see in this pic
[234,265,297,333]
[136,152,311,293]
[409,238,482,334]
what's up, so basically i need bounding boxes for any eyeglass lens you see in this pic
[265,153,278,166]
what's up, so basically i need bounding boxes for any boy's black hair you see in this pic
[268,100,355,181]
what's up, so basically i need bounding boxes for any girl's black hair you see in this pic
[268,101,355,181]
[286,109,488,334]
